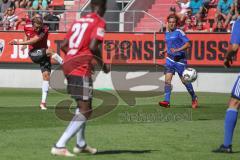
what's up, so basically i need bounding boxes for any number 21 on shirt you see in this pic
[68,23,88,55]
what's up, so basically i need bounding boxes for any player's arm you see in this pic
[225,18,240,68]
[171,30,190,53]
[224,44,239,68]
[9,34,43,45]
[171,42,190,53]
[21,34,28,50]
[89,39,110,73]
[160,48,167,56]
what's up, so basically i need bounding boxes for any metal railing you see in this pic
[0,9,163,32]
[121,10,163,32]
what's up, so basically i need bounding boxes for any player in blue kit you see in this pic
[213,1,240,153]
[159,14,198,109]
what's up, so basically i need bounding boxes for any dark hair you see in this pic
[167,14,179,23]
[90,0,107,6]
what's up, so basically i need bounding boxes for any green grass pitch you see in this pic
[0,88,240,160]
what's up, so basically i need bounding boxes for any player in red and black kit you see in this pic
[9,16,63,110]
[51,0,109,157]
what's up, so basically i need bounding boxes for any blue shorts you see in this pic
[231,75,240,100]
[164,57,186,77]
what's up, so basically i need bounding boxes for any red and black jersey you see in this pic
[24,23,49,50]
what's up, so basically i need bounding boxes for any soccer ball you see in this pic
[182,68,197,83]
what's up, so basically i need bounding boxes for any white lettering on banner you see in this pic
[19,45,29,59]
[11,44,18,59]
[11,39,29,59]
[0,39,5,57]
[10,39,51,59]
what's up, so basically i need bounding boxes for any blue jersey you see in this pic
[165,29,189,63]
[230,18,240,45]
[230,18,240,99]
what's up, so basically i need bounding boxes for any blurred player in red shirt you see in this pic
[9,16,63,110]
[51,0,110,157]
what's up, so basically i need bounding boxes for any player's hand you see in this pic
[103,64,111,74]
[9,40,18,45]
[21,45,27,51]
[46,48,55,56]
[170,48,178,53]
[224,58,233,68]
[159,50,166,57]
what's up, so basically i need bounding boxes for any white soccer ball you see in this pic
[182,68,197,83]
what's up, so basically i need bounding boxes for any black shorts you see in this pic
[29,48,51,73]
[66,75,93,101]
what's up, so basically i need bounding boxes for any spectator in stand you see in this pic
[32,0,48,10]
[193,20,209,31]
[229,0,240,25]
[203,0,218,7]
[0,6,18,30]
[183,17,195,31]
[176,0,190,18]
[216,0,234,27]
[189,0,204,19]
[43,5,59,31]
[181,8,197,26]
[15,12,41,30]
[14,0,33,8]
[0,0,12,20]
[32,0,48,16]
[163,7,180,31]
[213,20,228,32]
[234,0,240,16]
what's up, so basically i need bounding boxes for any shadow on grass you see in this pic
[212,151,240,154]
[96,149,157,155]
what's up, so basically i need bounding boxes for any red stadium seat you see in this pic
[51,0,64,6]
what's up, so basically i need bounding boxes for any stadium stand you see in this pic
[0,0,238,32]
[134,0,177,32]
[59,0,88,31]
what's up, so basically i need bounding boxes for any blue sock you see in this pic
[164,84,171,102]
[184,83,196,100]
[224,108,238,147]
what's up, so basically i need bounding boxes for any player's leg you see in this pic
[52,76,95,156]
[46,48,64,65]
[164,73,174,103]
[213,76,240,153]
[39,56,51,110]
[159,59,175,108]
[52,105,87,157]
[176,63,198,108]
[73,77,97,154]
[73,100,97,154]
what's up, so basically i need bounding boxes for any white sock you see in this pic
[76,121,86,148]
[52,53,63,65]
[41,80,49,104]
[56,109,87,148]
